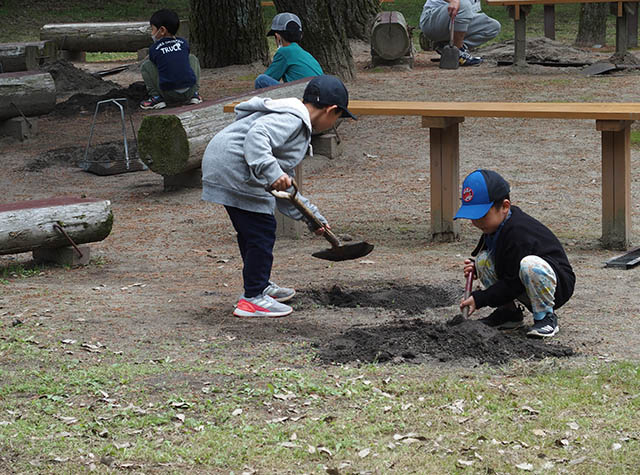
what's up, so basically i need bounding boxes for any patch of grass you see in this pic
[631,130,640,148]
[0,262,44,280]
[86,52,137,62]
[1,327,639,474]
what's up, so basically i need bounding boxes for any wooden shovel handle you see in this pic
[462,261,474,319]
[269,180,341,248]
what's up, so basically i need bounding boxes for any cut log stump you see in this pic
[0,197,113,258]
[0,71,56,121]
[0,41,57,73]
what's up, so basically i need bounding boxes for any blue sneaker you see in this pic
[527,312,559,338]
[140,95,166,110]
[459,47,483,67]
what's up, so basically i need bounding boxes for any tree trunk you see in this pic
[0,198,113,255]
[189,0,269,68]
[576,4,607,46]
[341,0,380,40]
[138,79,311,176]
[0,71,56,121]
[273,0,355,80]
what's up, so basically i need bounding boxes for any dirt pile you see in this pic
[318,318,574,366]
[479,37,606,64]
[302,283,458,315]
[43,59,119,96]
[51,82,147,117]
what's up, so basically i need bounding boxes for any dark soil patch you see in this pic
[301,283,458,315]
[26,141,139,171]
[51,82,147,117]
[317,318,574,366]
[43,59,119,96]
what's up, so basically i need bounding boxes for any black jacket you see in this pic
[471,206,575,310]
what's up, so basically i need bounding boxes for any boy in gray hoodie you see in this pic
[202,75,356,318]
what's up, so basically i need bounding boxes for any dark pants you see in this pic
[225,206,276,298]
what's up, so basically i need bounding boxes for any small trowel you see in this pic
[439,16,459,70]
[269,181,374,262]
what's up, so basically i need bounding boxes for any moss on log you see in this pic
[138,115,192,176]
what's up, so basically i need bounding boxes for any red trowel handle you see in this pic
[462,261,474,319]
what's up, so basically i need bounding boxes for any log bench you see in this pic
[39,21,189,60]
[486,0,639,65]
[0,197,113,266]
[225,100,640,251]
[0,41,57,73]
[137,78,316,190]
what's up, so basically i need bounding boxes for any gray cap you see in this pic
[267,12,302,36]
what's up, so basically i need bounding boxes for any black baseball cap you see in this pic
[302,75,357,120]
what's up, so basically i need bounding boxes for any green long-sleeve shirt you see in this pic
[264,42,323,83]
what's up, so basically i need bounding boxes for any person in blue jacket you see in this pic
[255,12,323,89]
[140,9,203,110]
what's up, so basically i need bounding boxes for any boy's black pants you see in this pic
[225,206,276,298]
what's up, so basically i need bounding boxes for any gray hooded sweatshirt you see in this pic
[201,96,326,225]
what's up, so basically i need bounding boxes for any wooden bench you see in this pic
[0,197,113,265]
[486,0,638,65]
[223,100,639,250]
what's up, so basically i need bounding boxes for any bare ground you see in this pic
[1,39,640,369]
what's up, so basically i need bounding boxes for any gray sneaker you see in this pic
[527,312,559,338]
[233,293,292,318]
[264,281,296,303]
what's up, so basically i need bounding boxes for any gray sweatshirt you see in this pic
[201,97,326,225]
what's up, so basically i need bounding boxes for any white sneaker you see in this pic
[264,281,296,302]
[233,293,292,318]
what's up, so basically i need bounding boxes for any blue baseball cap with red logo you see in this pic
[454,169,510,220]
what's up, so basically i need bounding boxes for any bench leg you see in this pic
[428,124,460,242]
[514,17,527,66]
[544,5,555,40]
[597,120,632,250]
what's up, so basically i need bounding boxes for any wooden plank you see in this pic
[596,119,634,131]
[226,100,640,120]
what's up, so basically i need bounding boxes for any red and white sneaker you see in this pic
[233,294,293,318]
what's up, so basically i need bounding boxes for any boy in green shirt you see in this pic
[255,13,323,89]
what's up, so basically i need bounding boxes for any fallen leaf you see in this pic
[308,445,316,454]
[566,421,579,430]
[232,408,243,416]
[174,413,185,423]
[515,462,533,471]
[61,339,76,345]
[521,405,540,415]
[358,448,370,458]
[113,441,131,449]
[568,456,587,466]
[532,429,546,437]
[457,459,474,467]
[612,443,622,451]
[555,439,569,447]
[279,441,300,448]
[318,446,333,457]
[266,417,289,424]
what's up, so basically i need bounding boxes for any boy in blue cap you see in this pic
[202,75,356,318]
[255,12,323,89]
[456,170,575,338]
[140,9,202,110]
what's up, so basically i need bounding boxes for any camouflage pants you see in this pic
[475,251,557,320]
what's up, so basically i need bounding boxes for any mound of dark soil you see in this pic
[43,59,119,96]
[479,37,599,64]
[52,82,147,117]
[26,141,138,171]
[317,318,574,366]
[302,283,458,315]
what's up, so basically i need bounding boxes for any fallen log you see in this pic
[138,79,311,176]
[0,71,56,121]
[0,41,58,73]
[40,21,189,53]
[0,198,113,256]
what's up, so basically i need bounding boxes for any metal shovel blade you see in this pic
[312,242,374,262]
[439,44,460,69]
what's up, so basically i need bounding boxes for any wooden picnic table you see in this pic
[224,99,640,250]
[486,0,639,65]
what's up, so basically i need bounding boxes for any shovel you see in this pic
[269,181,374,262]
[439,16,459,70]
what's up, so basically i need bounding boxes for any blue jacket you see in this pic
[149,36,196,91]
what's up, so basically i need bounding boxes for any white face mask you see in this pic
[151,33,158,42]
